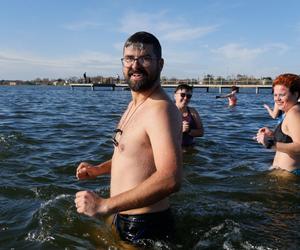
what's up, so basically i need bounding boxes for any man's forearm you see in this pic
[102,170,181,214]
[95,159,112,175]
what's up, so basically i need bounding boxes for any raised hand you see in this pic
[76,162,98,179]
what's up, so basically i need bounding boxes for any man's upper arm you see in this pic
[146,104,182,174]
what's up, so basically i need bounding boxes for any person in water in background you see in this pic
[174,84,204,147]
[263,102,284,124]
[255,73,300,176]
[216,86,238,107]
[74,31,182,245]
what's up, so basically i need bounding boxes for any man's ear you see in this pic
[159,58,164,71]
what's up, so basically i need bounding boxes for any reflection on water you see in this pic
[0,86,299,249]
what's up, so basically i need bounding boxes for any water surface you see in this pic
[0,85,299,249]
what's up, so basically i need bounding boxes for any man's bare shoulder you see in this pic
[148,95,180,118]
[143,91,182,150]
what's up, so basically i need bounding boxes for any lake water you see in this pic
[0,85,299,249]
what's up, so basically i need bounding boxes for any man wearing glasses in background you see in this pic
[174,84,204,147]
[74,31,182,246]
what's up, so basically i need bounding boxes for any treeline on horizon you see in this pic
[0,74,275,86]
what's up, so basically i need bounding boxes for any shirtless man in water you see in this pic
[74,31,182,244]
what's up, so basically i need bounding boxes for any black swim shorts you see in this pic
[112,208,174,244]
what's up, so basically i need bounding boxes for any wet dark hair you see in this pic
[175,84,193,93]
[123,31,162,59]
[273,73,300,97]
[231,86,239,91]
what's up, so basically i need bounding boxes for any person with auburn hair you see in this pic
[255,73,300,176]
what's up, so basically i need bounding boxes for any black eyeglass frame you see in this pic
[121,56,157,67]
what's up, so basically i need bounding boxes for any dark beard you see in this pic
[126,68,160,92]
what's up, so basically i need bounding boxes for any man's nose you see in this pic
[132,59,142,69]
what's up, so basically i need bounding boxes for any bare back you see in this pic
[228,91,237,106]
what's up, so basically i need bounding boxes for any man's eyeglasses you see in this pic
[179,93,192,99]
[111,129,123,147]
[121,56,156,67]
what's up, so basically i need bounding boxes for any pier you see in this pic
[70,83,272,94]
[70,83,116,91]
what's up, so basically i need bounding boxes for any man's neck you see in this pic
[131,83,160,105]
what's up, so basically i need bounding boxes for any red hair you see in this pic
[273,73,300,96]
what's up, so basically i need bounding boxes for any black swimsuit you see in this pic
[182,107,197,146]
[273,115,300,176]
[273,121,292,143]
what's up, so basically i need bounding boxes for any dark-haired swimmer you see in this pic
[216,86,238,107]
[255,73,300,176]
[174,84,204,147]
[74,31,182,245]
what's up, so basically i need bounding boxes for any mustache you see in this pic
[128,69,148,77]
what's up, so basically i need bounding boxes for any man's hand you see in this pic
[75,191,108,216]
[76,162,98,179]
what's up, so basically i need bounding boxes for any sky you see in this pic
[1,0,300,80]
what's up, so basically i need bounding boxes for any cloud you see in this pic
[119,11,218,42]
[0,50,118,67]
[211,42,289,61]
[162,26,218,41]
[265,43,289,55]
[119,11,163,35]
[0,50,120,79]
[113,42,124,52]
[212,43,265,61]
[62,21,103,31]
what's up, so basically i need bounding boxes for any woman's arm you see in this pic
[263,103,280,119]
[216,90,236,99]
[189,107,204,137]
